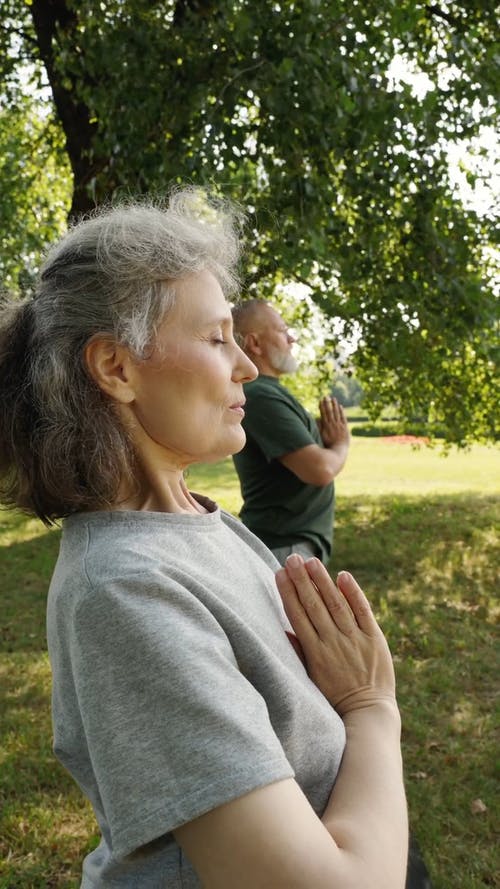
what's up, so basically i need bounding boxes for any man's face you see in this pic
[258,306,298,374]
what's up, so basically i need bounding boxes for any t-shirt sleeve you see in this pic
[69,573,294,858]
[244,389,317,461]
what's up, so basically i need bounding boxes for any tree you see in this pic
[0,96,71,291]
[0,0,498,443]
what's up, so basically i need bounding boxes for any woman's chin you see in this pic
[228,430,247,456]
[199,433,247,463]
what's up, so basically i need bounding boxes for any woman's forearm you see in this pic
[174,703,407,889]
[322,700,408,889]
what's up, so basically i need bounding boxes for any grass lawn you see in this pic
[1,439,499,888]
[187,437,500,507]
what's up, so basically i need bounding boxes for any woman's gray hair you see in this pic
[0,188,243,523]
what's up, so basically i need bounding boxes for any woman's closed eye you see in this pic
[209,328,229,345]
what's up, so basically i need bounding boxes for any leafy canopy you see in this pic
[0,0,498,443]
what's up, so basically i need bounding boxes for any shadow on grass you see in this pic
[333,493,498,889]
[332,492,498,599]
[1,524,60,653]
[0,493,498,888]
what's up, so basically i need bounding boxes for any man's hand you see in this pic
[279,397,349,486]
[317,397,350,449]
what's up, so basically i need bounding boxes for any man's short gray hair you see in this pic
[231,298,270,348]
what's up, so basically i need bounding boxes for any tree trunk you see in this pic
[30,0,107,219]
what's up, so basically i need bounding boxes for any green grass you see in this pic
[188,437,500,505]
[1,440,499,888]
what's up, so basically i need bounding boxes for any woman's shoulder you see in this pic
[50,510,200,607]
[62,506,221,561]
[50,505,278,627]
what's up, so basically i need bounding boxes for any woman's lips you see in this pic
[228,402,245,416]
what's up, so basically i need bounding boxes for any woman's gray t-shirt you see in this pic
[47,495,346,887]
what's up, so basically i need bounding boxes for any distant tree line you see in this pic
[331,373,364,408]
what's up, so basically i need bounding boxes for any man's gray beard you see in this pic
[268,346,298,374]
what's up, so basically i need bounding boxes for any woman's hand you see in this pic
[276,556,396,716]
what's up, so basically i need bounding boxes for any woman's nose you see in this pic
[234,346,258,382]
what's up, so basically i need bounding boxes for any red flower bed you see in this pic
[381,435,430,445]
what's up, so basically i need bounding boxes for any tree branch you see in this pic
[426,4,460,27]
[218,59,267,102]
[0,22,39,47]
[173,0,218,26]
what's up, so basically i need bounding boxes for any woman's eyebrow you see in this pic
[201,313,233,328]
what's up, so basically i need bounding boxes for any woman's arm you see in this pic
[174,560,408,889]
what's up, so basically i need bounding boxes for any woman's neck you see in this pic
[116,465,207,515]
[113,408,208,514]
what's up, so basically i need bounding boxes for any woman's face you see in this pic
[128,269,257,467]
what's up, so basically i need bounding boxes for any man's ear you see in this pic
[244,332,262,357]
[84,336,136,404]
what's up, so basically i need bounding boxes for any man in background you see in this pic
[232,299,350,566]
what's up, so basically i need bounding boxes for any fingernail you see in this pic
[337,570,352,584]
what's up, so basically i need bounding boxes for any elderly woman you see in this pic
[0,190,407,888]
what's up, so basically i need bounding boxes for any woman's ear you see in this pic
[84,336,136,404]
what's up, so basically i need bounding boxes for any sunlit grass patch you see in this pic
[0,653,95,887]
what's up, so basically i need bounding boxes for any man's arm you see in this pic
[279,397,350,486]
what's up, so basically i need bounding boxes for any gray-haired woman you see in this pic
[0,190,408,888]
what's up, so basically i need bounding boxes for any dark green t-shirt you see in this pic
[233,375,334,563]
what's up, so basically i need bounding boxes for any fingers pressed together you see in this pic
[275,555,396,714]
[276,555,377,639]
